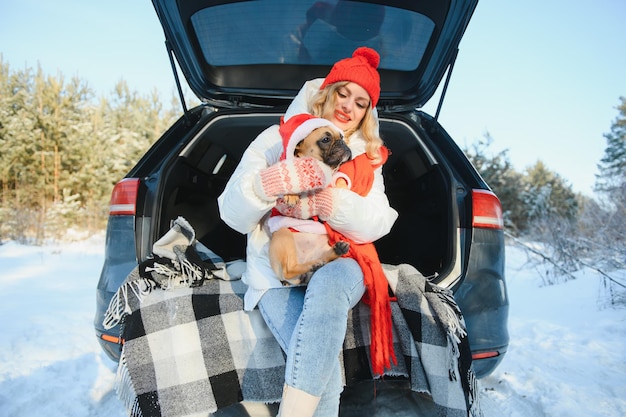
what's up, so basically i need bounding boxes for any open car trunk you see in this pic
[152,109,457,284]
[144,0,478,286]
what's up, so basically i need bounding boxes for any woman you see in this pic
[218,47,398,417]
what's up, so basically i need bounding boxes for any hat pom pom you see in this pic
[353,47,380,69]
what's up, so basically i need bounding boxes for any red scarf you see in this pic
[324,147,396,376]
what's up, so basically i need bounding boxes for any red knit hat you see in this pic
[320,47,381,108]
[279,114,344,160]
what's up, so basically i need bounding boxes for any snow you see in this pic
[0,236,624,416]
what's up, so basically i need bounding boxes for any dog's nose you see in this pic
[342,145,352,160]
[343,148,352,162]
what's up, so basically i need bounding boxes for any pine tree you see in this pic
[595,97,626,195]
[523,160,578,222]
[0,60,40,240]
[0,59,181,241]
[590,97,626,264]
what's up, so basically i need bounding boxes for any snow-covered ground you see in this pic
[0,236,624,416]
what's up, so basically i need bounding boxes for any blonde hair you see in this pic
[310,82,384,165]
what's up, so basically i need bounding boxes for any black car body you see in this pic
[95,0,508,382]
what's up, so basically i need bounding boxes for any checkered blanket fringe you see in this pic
[103,217,230,331]
[107,220,482,417]
[116,351,144,417]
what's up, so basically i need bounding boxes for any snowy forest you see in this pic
[0,59,180,241]
[0,59,625,302]
[464,97,626,297]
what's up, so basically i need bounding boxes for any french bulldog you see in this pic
[269,125,352,285]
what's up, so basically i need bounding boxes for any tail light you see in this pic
[472,189,503,230]
[101,333,125,345]
[109,178,140,215]
[472,351,500,360]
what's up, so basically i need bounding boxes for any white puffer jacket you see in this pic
[217,79,398,310]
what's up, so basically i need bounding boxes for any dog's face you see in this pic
[294,127,352,169]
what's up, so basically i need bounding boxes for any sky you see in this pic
[1,0,625,196]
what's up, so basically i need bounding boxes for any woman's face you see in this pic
[323,82,370,133]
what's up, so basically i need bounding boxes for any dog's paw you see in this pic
[333,241,350,255]
[310,261,326,272]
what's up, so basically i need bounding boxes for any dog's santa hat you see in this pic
[278,113,344,160]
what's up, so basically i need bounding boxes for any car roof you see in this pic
[152,0,478,110]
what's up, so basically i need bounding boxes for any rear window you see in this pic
[190,0,435,71]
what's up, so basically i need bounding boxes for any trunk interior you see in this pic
[155,111,453,279]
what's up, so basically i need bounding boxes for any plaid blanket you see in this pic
[107,220,481,417]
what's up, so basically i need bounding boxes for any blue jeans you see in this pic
[258,257,365,417]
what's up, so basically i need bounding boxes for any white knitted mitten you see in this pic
[274,188,335,220]
[254,157,334,202]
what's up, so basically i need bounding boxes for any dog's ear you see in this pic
[293,140,305,157]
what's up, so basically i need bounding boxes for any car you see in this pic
[94,0,508,387]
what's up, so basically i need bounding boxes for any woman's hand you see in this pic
[275,188,334,220]
[254,157,334,202]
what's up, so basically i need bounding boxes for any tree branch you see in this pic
[504,231,626,290]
